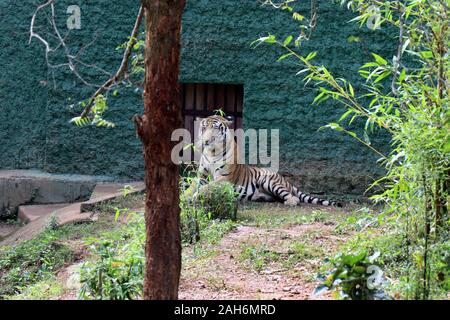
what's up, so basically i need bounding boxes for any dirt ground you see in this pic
[178,203,351,300]
[48,202,356,300]
[179,226,331,299]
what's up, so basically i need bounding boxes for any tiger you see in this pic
[189,115,342,207]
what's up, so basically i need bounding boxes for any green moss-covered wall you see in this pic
[0,0,395,196]
[180,0,394,195]
[0,0,48,169]
[43,1,144,179]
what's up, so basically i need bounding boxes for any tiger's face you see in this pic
[198,115,232,153]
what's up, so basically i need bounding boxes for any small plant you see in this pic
[0,232,74,298]
[78,240,144,300]
[259,0,450,299]
[120,185,136,197]
[45,214,59,231]
[196,181,239,221]
[179,174,238,244]
[239,243,281,272]
[179,175,204,243]
[78,213,145,300]
[315,250,390,300]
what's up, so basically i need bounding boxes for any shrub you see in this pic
[78,213,145,300]
[0,232,74,298]
[315,250,391,300]
[180,175,238,243]
[78,240,144,300]
[196,181,239,220]
[259,0,450,300]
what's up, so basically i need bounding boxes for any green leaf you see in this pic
[341,251,366,266]
[351,266,366,274]
[283,35,293,46]
[347,35,361,43]
[371,53,388,65]
[420,51,433,59]
[325,123,344,132]
[360,62,379,69]
[313,92,326,104]
[251,35,276,47]
[292,12,304,21]
[348,83,354,97]
[398,68,406,82]
[374,70,391,83]
[70,116,90,127]
[114,208,121,222]
[263,34,277,44]
[339,110,353,122]
[277,52,294,62]
[346,130,357,138]
[305,51,317,61]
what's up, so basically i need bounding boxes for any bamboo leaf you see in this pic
[371,53,388,65]
[283,35,293,46]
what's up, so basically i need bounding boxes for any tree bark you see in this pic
[135,0,185,300]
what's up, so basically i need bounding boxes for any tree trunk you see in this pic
[134,0,186,300]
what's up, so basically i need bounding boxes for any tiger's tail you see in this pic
[292,187,342,207]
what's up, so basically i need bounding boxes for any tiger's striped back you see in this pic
[195,115,342,207]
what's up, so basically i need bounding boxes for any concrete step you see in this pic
[89,182,144,199]
[81,182,145,212]
[18,203,69,223]
[0,181,144,246]
[0,169,113,219]
[54,203,98,226]
[0,223,20,242]
[1,203,98,246]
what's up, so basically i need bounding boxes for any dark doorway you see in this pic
[180,83,244,162]
[181,83,244,136]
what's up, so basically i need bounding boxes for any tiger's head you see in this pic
[197,115,233,153]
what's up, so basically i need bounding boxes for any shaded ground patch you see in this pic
[2,199,372,300]
[179,202,358,300]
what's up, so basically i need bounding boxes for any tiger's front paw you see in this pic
[284,196,299,206]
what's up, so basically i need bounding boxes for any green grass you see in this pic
[0,194,145,299]
[238,238,326,273]
[2,192,403,300]
[238,202,344,229]
[0,229,75,298]
[238,243,281,272]
[4,276,66,300]
[183,219,236,266]
[0,214,121,298]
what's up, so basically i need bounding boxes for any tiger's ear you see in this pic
[225,115,234,127]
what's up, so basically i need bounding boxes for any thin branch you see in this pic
[391,2,404,96]
[309,0,317,30]
[74,31,100,59]
[49,2,98,87]
[29,0,54,50]
[72,58,112,77]
[29,0,102,88]
[79,4,144,118]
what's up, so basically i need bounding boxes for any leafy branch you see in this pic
[29,1,144,127]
